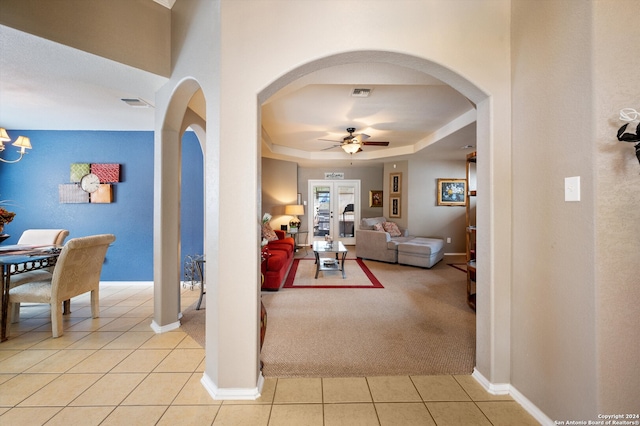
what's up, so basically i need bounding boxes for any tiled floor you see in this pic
[0,283,539,425]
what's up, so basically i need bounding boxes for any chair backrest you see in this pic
[18,229,69,246]
[51,234,116,303]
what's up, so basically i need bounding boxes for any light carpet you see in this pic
[180,254,476,378]
[284,258,383,288]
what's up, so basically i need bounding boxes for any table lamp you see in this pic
[285,204,304,230]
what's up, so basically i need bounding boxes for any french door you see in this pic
[308,180,360,245]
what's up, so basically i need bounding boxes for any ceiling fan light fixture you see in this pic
[342,142,362,154]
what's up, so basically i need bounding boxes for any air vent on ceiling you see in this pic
[121,98,153,108]
[351,88,372,98]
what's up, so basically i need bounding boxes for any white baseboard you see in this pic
[472,368,554,426]
[444,252,466,256]
[100,281,154,286]
[201,371,265,400]
[150,319,180,334]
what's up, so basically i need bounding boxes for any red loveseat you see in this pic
[261,230,295,291]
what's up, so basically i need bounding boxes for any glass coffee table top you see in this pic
[312,241,348,279]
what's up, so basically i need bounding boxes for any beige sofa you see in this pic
[355,217,444,268]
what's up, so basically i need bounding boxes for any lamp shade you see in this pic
[285,205,304,216]
[0,128,10,142]
[13,136,32,149]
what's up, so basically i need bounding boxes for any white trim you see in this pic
[100,281,154,286]
[472,368,509,395]
[150,319,180,334]
[444,252,466,256]
[472,368,554,425]
[201,371,265,400]
[510,385,555,426]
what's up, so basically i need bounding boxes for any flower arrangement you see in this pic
[0,207,15,225]
[262,213,272,224]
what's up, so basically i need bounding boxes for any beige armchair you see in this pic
[10,229,69,322]
[6,234,115,338]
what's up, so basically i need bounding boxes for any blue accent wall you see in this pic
[0,130,204,281]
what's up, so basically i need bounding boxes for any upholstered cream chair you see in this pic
[6,234,115,338]
[10,229,69,322]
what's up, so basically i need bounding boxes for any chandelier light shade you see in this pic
[0,128,33,163]
[285,204,304,228]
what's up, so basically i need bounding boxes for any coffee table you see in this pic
[312,240,348,279]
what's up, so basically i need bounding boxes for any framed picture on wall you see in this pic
[389,196,401,218]
[390,173,402,194]
[369,190,383,207]
[437,178,467,206]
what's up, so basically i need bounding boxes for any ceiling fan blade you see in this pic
[318,138,342,143]
[362,141,389,146]
[321,145,341,151]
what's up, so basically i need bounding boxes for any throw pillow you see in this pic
[262,222,278,241]
[383,221,402,237]
[373,222,385,232]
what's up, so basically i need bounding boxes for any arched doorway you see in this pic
[258,50,503,384]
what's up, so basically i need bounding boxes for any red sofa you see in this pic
[261,230,295,291]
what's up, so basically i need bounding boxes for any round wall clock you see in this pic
[80,173,101,193]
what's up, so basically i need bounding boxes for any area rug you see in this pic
[283,258,383,288]
[448,263,467,273]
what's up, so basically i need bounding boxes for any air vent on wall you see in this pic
[351,88,372,98]
[121,98,153,108]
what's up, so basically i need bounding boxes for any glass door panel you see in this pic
[309,180,360,245]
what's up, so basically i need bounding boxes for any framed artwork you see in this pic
[389,196,401,218]
[390,173,402,194]
[369,190,383,207]
[437,178,467,206]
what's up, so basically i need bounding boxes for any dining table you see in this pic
[0,245,61,342]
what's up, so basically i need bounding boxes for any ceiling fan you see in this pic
[320,127,389,154]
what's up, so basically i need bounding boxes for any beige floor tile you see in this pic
[269,404,323,426]
[0,406,62,425]
[426,401,492,425]
[173,373,223,405]
[44,406,114,426]
[67,349,133,373]
[454,375,512,401]
[375,402,436,426]
[25,349,96,373]
[66,331,124,349]
[0,373,16,385]
[0,331,50,349]
[129,318,155,331]
[121,305,155,317]
[324,403,379,426]
[177,334,203,349]
[221,376,277,405]
[157,404,220,426]
[476,401,539,426]
[121,372,191,405]
[323,377,372,403]
[0,349,57,373]
[0,373,59,406]
[65,316,117,331]
[0,350,19,362]
[99,304,136,317]
[102,331,154,349]
[154,348,205,372]
[367,376,422,403]
[70,373,147,406]
[111,349,171,373]
[100,405,167,426]
[0,407,8,415]
[139,331,187,349]
[273,377,323,404]
[212,404,271,426]
[18,373,102,406]
[28,332,91,349]
[97,316,147,332]
[411,375,472,401]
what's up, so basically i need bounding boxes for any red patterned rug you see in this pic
[284,258,384,289]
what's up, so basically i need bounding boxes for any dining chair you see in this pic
[10,229,69,322]
[6,234,115,338]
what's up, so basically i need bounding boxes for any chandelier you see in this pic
[0,128,32,163]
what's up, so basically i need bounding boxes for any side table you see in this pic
[289,230,309,254]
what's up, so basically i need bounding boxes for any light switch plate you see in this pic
[565,176,580,202]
